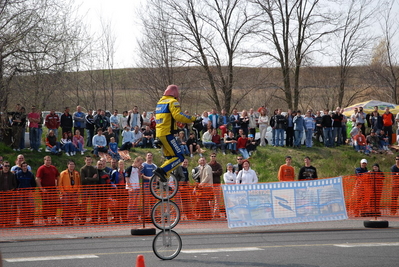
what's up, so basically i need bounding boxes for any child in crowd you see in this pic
[108,137,121,160]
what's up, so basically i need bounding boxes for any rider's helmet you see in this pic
[163,85,179,99]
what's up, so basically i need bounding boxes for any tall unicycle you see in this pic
[150,172,182,260]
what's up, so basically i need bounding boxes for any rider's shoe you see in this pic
[154,167,167,182]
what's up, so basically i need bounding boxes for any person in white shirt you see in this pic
[236,160,258,184]
[125,156,144,221]
[223,163,237,184]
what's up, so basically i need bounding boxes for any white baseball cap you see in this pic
[360,159,368,164]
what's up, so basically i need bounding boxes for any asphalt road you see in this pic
[2,228,399,267]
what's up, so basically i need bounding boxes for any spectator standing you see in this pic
[15,161,36,226]
[73,106,86,138]
[293,110,304,148]
[0,161,17,227]
[80,156,99,224]
[355,106,367,135]
[45,109,60,138]
[278,156,295,181]
[218,109,230,137]
[274,109,287,147]
[370,110,383,134]
[332,108,343,146]
[36,156,60,225]
[350,159,368,217]
[125,156,144,221]
[229,108,241,137]
[194,157,213,220]
[390,156,399,215]
[127,106,143,130]
[285,109,294,147]
[110,160,128,223]
[382,107,395,144]
[110,109,121,144]
[208,108,219,132]
[209,153,223,218]
[141,152,157,221]
[239,110,250,136]
[28,105,41,151]
[85,109,95,147]
[248,108,258,137]
[270,109,278,146]
[340,108,348,145]
[236,160,258,184]
[314,110,323,144]
[304,111,315,148]
[58,160,81,225]
[321,109,333,147]
[223,163,237,184]
[60,107,73,135]
[298,156,318,180]
[258,108,269,147]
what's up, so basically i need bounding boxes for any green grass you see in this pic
[1,141,397,181]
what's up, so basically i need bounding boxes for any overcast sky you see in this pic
[78,0,144,69]
[78,0,399,69]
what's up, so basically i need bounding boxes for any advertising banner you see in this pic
[222,177,347,228]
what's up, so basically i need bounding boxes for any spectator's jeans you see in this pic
[272,128,276,146]
[120,142,132,151]
[112,129,120,144]
[323,127,333,147]
[294,130,303,147]
[86,129,94,147]
[227,143,236,151]
[141,137,154,148]
[109,151,121,160]
[305,129,313,147]
[19,126,26,149]
[332,127,339,146]
[180,145,189,155]
[75,142,84,152]
[238,148,250,159]
[47,142,61,153]
[355,144,366,152]
[203,141,216,150]
[259,125,268,146]
[276,128,284,146]
[341,125,347,144]
[93,146,108,156]
[62,143,75,153]
[29,127,39,150]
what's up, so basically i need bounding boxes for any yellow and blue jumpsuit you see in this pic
[155,96,196,176]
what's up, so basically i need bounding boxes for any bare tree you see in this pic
[0,0,89,110]
[334,0,379,108]
[252,0,339,110]
[369,1,399,104]
[144,0,257,113]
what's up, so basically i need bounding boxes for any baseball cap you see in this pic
[360,159,367,164]
[248,134,254,138]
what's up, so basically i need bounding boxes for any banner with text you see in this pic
[222,177,347,228]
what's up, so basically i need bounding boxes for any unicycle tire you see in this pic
[152,229,182,260]
[151,200,181,230]
[150,173,179,200]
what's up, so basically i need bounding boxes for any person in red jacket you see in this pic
[45,109,60,138]
[382,107,395,144]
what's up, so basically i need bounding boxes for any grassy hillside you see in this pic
[1,141,396,182]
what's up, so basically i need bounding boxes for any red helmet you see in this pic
[163,84,179,99]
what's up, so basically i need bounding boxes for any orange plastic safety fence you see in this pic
[0,183,226,229]
[1,175,398,232]
[342,172,399,217]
